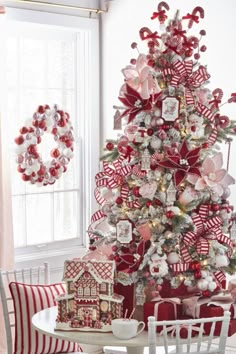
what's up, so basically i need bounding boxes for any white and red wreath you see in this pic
[14,104,74,186]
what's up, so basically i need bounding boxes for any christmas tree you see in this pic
[85,2,236,304]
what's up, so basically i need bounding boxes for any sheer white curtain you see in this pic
[0,16,15,351]
[0,115,14,353]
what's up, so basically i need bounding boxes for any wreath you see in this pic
[14,104,74,186]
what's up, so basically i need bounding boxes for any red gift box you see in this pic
[143,298,182,332]
[199,304,236,336]
[183,296,236,337]
[164,315,200,338]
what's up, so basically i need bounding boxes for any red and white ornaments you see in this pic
[15,104,74,186]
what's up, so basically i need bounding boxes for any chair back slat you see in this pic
[148,311,231,354]
[0,262,49,354]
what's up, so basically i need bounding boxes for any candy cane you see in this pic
[139,27,160,46]
[183,6,204,29]
[157,1,170,12]
[209,88,223,110]
[228,93,236,103]
[151,2,169,23]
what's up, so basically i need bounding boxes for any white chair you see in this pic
[0,262,84,354]
[148,311,231,354]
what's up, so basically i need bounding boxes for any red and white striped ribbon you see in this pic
[132,164,147,177]
[88,210,106,239]
[181,245,193,263]
[185,87,195,105]
[196,236,209,255]
[169,262,190,273]
[214,270,226,285]
[126,200,142,208]
[196,102,214,122]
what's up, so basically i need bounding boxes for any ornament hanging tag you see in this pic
[113,109,122,130]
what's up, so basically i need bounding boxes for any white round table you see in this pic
[31,306,207,354]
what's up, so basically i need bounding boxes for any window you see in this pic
[0,8,99,265]
[84,286,90,296]
[91,286,97,295]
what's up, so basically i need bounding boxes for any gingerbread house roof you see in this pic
[63,259,115,284]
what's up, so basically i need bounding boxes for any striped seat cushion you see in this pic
[9,282,81,354]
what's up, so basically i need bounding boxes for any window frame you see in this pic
[0,7,100,267]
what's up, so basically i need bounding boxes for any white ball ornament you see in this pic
[197,279,209,291]
[156,118,164,125]
[184,279,192,287]
[200,270,208,278]
[215,255,229,267]
[154,108,161,117]
[222,187,231,199]
[63,148,74,159]
[208,281,217,292]
[205,276,213,283]
[167,252,179,264]
[150,136,162,149]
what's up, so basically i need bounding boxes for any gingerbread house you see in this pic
[55,259,124,332]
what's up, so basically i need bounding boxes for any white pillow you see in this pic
[9,282,81,354]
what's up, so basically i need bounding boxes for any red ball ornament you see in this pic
[27,144,37,155]
[51,148,60,158]
[37,105,45,114]
[147,59,155,67]
[38,120,46,129]
[37,166,46,176]
[22,174,31,181]
[65,140,73,148]
[89,245,96,251]
[58,118,67,127]
[20,126,28,134]
[146,200,153,207]
[202,290,211,297]
[190,260,201,271]
[116,197,123,205]
[106,142,114,151]
[133,186,141,197]
[200,45,207,52]
[17,165,26,173]
[114,255,121,262]
[165,210,175,218]
[194,270,202,279]
[51,127,58,135]
[185,48,193,57]
[211,204,220,212]
[155,199,162,206]
[147,128,154,136]
[14,135,24,145]
[202,142,209,149]
[49,167,58,177]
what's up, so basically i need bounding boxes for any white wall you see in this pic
[101,0,236,207]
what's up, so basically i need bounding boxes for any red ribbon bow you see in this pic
[182,13,199,24]
[170,60,210,89]
[182,205,233,260]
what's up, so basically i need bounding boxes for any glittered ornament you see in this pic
[106,142,114,150]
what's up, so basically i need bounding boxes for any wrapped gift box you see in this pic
[182,296,236,337]
[143,298,182,332]
[170,315,200,338]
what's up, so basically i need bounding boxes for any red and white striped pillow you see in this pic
[9,282,81,354]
